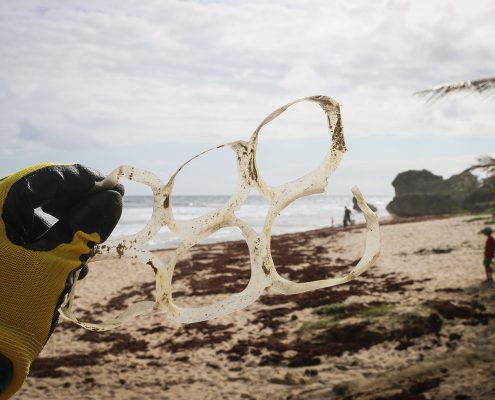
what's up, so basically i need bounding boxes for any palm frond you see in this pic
[463,155,495,176]
[414,77,495,103]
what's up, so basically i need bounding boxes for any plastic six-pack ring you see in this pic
[61,95,381,331]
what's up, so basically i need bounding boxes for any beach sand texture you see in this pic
[15,216,495,400]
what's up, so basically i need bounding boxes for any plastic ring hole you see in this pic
[170,146,239,222]
[255,101,330,188]
[107,176,155,243]
[171,227,251,308]
[69,258,156,325]
[268,196,364,285]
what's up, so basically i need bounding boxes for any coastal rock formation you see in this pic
[352,196,377,213]
[462,184,495,213]
[390,170,443,196]
[387,193,457,217]
[387,169,478,217]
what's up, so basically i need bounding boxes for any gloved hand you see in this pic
[0,163,123,399]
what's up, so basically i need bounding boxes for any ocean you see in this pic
[109,194,392,250]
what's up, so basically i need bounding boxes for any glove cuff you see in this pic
[0,321,43,400]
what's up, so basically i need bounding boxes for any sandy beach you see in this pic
[15,215,495,400]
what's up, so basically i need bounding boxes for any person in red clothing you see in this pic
[481,227,494,282]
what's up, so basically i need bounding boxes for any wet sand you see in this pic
[16,215,495,400]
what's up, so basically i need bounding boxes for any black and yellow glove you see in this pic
[0,163,123,399]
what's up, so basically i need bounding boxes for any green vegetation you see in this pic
[363,304,395,318]
[464,215,490,223]
[299,303,350,333]
[299,317,338,331]
[313,303,348,318]
[311,302,397,324]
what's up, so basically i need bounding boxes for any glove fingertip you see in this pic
[77,264,89,280]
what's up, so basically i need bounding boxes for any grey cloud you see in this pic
[15,118,109,151]
[18,120,42,140]
[0,0,493,161]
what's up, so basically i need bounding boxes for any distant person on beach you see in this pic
[343,206,352,227]
[481,227,494,282]
[0,164,123,399]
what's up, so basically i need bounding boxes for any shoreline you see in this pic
[147,214,455,253]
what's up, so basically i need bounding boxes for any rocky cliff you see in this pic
[387,169,483,217]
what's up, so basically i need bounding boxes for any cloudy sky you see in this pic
[0,0,494,195]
